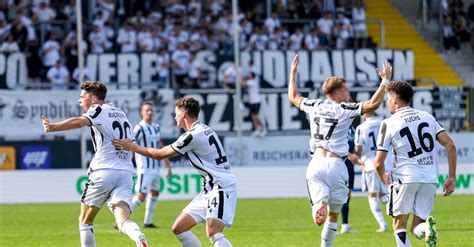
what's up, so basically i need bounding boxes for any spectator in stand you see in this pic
[0,19,10,42]
[264,12,281,34]
[32,1,56,23]
[276,26,290,50]
[157,48,170,89]
[93,11,108,28]
[223,63,237,91]
[25,36,42,85]
[318,11,334,48]
[171,42,191,89]
[96,0,115,23]
[116,20,137,53]
[10,19,27,51]
[187,52,202,89]
[307,0,323,20]
[453,10,472,53]
[249,26,268,51]
[352,0,368,48]
[89,24,110,53]
[137,24,154,52]
[334,9,352,49]
[242,71,266,138]
[63,31,88,75]
[305,27,321,51]
[72,66,91,88]
[41,33,61,80]
[61,0,77,24]
[47,60,70,90]
[189,27,208,52]
[289,27,304,51]
[442,16,460,53]
[0,34,20,54]
[322,0,336,13]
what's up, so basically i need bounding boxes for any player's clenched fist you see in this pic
[42,115,50,133]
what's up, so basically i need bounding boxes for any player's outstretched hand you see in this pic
[376,60,392,81]
[290,54,298,76]
[443,177,455,196]
[112,138,134,151]
[42,115,50,133]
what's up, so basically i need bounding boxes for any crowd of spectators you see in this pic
[441,0,474,54]
[0,0,373,90]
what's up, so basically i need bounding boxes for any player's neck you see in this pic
[143,119,152,124]
[184,118,199,131]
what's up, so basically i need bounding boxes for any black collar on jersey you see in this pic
[191,120,200,129]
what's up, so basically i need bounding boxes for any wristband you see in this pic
[381,79,390,86]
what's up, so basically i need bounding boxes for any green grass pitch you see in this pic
[1,195,473,246]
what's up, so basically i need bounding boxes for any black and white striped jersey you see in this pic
[83,104,135,173]
[377,106,445,184]
[171,120,236,193]
[355,116,392,171]
[299,98,362,157]
[134,120,162,174]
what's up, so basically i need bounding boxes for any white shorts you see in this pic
[306,157,349,215]
[81,169,134,209]
[387,183,436,219]
[135,172,161,194]
[362,170,388,193]
[183,184,237,227]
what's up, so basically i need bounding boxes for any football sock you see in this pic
[368,197,386,229]
[321,221,338,247]
[176,230,202,247]
[79,223,96,247]
[412,223,427,240]
[144,196,158,225]
[120,220,145,242]
[209,232,232,247]
[394,229,412,247]
[341,198,350,224]
[380,194,389,204]
[130,197,143,212]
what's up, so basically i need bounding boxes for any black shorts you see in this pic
[248,103,260,114]
[344,158,355,189]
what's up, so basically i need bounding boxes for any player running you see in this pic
[375,81,457,247]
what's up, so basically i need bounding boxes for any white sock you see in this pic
[209,232,232,247]
[120,220,145,243]
[368,197,387,229]
[144,196,158,225]
[394,229,412,247]
[341,223,349,230]
[412,223,427,240]
[321,221,338,247]
[130,197,143,212]
[380,194,389,204]
[79,224,96,247]
[176,230,202,247]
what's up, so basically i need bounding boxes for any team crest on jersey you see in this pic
[176,133,193,149]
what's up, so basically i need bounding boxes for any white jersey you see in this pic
[355,116,383,171]
[134,120,162,174]
[171,121,236,192]
[83,104,135,173]
[377,107,445,184]
[299,98,362,157]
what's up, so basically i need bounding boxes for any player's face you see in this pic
[79,90,94,113]
[141,104,154,122]
[339,84,350,102]
[174,106,186,129]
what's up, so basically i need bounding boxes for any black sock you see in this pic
[341,198,350,224]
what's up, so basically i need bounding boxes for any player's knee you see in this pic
[150,190,159,197]
[171,222,185,235]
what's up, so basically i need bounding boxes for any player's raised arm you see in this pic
[436,131,457,196]
[112,138,179,160]
[288,54,304,108]
[361,61,392,114]
[42,115,91,133]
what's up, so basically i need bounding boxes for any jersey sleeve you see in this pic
[340,102,363,118]
[432,116,445,137]
[354,125,363,147]
[82,104,104,126]
[171,132,194,155]
[299,98,321,113]
[376,120,390,152]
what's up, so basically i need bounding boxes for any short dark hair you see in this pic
[387,80,414,104]
[80,81,107,100]
[141,100,154,109]
[322,77,346,95]
[175,97,200,118]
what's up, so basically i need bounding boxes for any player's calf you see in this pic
[315,199,328,226]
